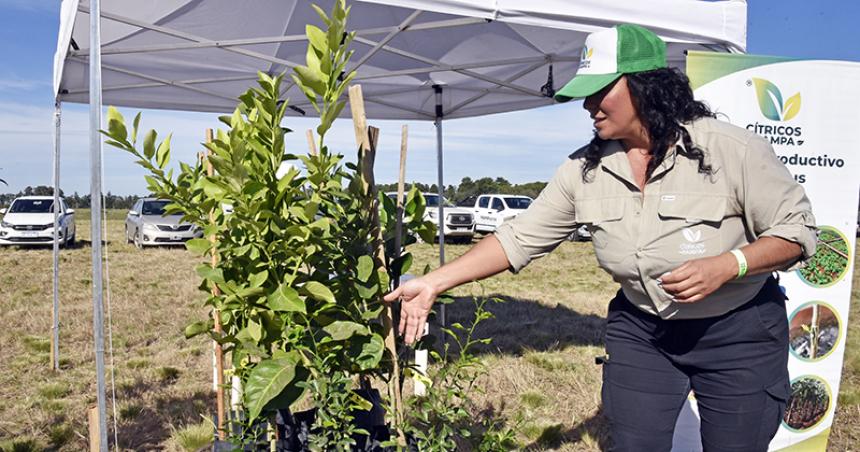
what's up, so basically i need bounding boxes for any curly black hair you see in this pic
[581,67,715,182]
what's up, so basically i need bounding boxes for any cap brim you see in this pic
[554,73,623,102]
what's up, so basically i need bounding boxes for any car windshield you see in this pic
[424,194,454,207]
[141,200,176,216]
[504,197,532,209]
[9,199,55,213]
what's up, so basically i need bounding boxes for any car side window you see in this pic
[492,198,505,211]
[478,197,489,209]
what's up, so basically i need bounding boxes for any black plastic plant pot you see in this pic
[273,388,396,452]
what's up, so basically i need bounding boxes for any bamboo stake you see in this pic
[348,85,405,443]
[306,129,318,156]
[205,129,227,441]
[88,405,100,452]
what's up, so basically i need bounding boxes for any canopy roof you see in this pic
[54,0,746,120]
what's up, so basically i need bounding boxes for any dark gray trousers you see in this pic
[602,277,790,452]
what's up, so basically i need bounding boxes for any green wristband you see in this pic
[730,249,748,279]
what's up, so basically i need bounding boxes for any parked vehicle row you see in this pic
[0,196,76,246]
[458,193,591,242]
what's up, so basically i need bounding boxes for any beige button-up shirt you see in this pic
[495,117,817,319]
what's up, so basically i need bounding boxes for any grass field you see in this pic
[0,211,857,451]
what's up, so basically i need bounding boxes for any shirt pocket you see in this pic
[575,198,626,265]
[657,194,728,259]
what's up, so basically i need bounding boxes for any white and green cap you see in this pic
[555,24,667,102]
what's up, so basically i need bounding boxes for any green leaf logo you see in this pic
[752,78,801,121]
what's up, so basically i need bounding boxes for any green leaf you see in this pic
[183,320,210,339]
[195,264,225,284]
[391,253,413,276]
[106,106,127,141]
[323,320,370,341]
[306,25,328,53]
[351,333,384,371]
[142,130,158,160]
[311,4,331,26]
[303,281,335,304]
[156,133,173,169]
[268,284,306,313]
[185,238,211,255]
[248,319,262,342]
[131,112,141,144]
[357,255,373,282]
[294,66,326,95]
[349,391,373,411]
[244,354,300,422]
[249,270,268,288]
[361,304,385,320]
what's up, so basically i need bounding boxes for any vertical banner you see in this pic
[672,52,860,451]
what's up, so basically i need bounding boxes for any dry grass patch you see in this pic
[0,216,857,451]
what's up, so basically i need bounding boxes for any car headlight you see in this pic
[0,220,11,229]
[428,210,438,219]
[143,223,158,231]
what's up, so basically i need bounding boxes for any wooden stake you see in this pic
[205,128,227,441]
[306,129,318,156]
[348,85,405,443]
[88,405,100,452]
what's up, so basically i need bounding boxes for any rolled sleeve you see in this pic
[742,136,817,270]
[494,160,578,273]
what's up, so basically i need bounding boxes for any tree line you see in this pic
[0,186,139,210]
[376,177,547,203]
[1,178,548,210]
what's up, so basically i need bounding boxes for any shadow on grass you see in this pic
[522,407,611,451]
[113,379,211,450]
[440,294,606,355]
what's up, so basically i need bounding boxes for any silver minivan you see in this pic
[125,198,202,248]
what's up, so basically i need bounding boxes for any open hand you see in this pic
[658,253,737,303]
[383,276,438,345]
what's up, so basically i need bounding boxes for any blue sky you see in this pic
[1,0,859,196]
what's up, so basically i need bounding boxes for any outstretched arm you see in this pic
[383,234,510,344]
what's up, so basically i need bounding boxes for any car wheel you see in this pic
[134,230,143,249]
[67,230,76,247]
[125,226,131,244]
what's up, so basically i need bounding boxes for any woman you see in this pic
[385,24,816,451]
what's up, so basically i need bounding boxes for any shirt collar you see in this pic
[598,128,687,187]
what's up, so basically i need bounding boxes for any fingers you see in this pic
[383,286,403,303]
[398,305,407,336]
[404,315,427,345]
[658,263,691,285]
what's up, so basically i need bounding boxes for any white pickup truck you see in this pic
[471,194,533,233]
[387,192,476,243]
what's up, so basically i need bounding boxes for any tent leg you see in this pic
[51,102,61,372]
[89,0,109,450]
[434,85,445,327]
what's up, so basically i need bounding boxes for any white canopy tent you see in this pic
[53,0,747,448]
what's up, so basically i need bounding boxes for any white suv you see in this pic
[473,194,533,233]
[0,196,76,246]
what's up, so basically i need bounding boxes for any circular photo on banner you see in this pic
[789,302,841,361]
[797,226,850,287]
[783,376,832,432]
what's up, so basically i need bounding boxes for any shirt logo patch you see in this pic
[679,227,706,255]
[682,228,702,243]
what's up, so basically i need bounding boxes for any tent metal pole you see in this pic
[434,85,446,327]
[51,101,61,372]
[89,0,109,449]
